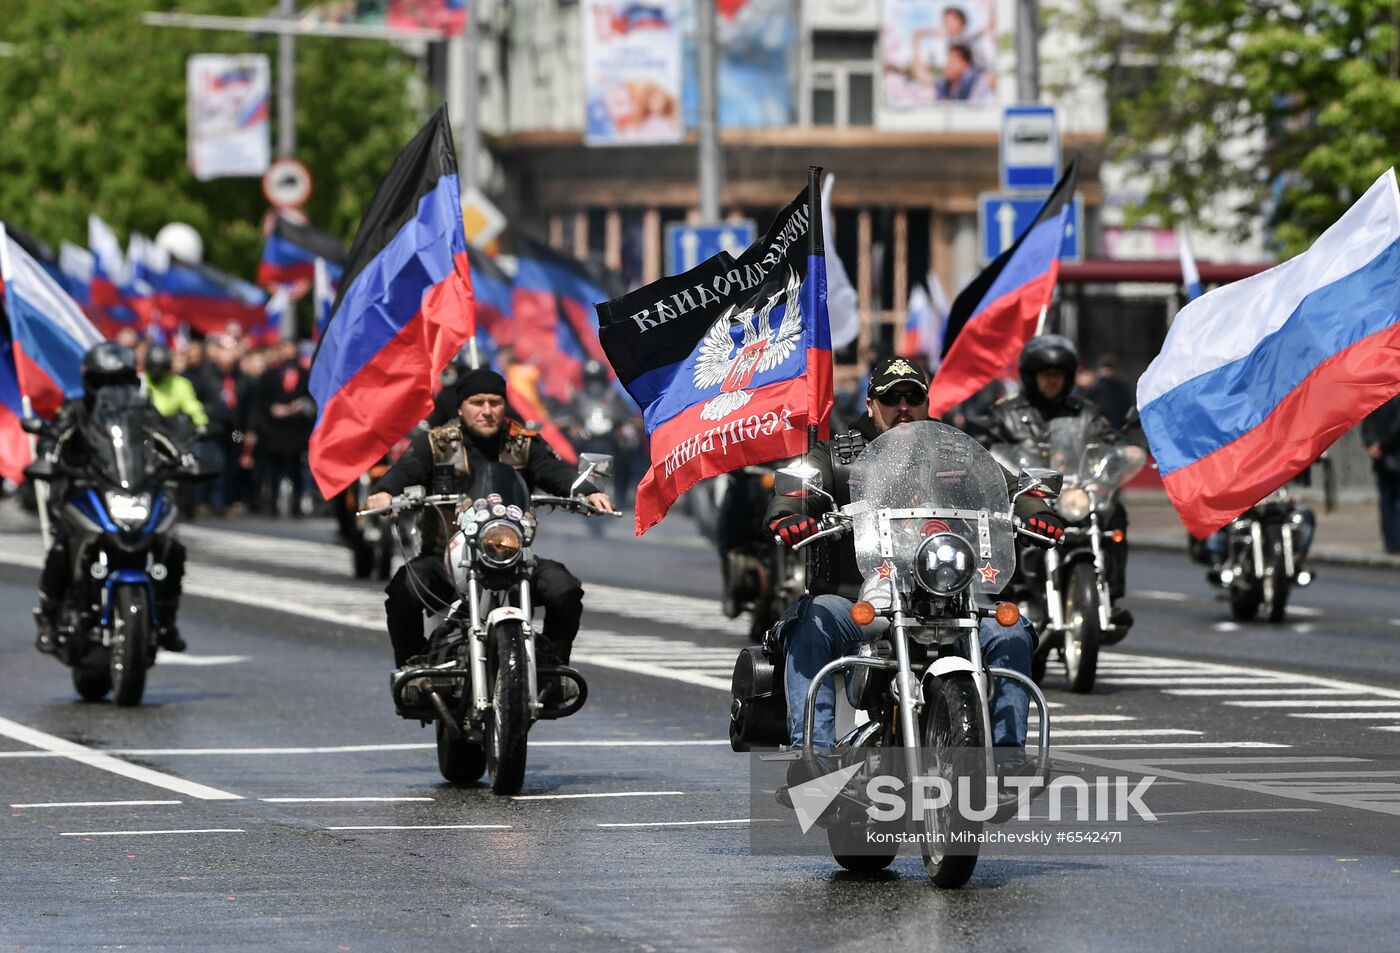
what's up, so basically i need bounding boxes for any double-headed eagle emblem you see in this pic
[692,266,805,421]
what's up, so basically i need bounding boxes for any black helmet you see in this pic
[583,358,609,387]
[80,342,139,395]
[1018,334,1078,406]
[145,344,173,380]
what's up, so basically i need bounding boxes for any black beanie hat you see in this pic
[453,368,508,404]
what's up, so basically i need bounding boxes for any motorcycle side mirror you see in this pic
[20,417,45,435]
[775,463,828,501]
[1015,467,1063,500]
[579,452,613,478]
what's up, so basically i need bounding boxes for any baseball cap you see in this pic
[867,357,930,398]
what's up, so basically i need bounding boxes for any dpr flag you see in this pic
[259,216,349,291]
[1139,167,1400,538]
[597,174,832,534]
[308,105,476,499]
[928,160,1077,417]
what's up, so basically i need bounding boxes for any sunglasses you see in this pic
[875,388,928,407]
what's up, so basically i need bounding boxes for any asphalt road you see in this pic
[3,500,1400,952]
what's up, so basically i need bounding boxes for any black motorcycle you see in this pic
[24,388,208,705]
[1207,486,1315,623]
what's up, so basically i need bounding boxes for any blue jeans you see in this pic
[781,593,1034,749]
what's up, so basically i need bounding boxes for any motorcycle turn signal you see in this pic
[994,602,1021,627]
[850,601,877,625]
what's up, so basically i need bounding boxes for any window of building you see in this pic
[807,31,876,128]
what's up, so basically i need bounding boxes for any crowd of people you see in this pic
[109,327,315,520]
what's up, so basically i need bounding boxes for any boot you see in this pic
[33,596,59,655]
[156,603,187,652]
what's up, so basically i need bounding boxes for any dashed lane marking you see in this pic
[1226,700,1400,708]
[1292,712,1400,720]
[0,715,242,801]
[597,818,750,829]
[59,828,245,837]
[1046,729,1202,738]
[0,739,733,759]
[512,791,684,801]
[326,824,511,832]
[1164,688,1368,697]
[157,654,249,666]
[261,796,434,803]
[1055,742,1289,750]
[11,800,182,809]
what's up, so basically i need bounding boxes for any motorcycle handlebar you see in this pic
[356,493,464,518]
[531,494,623,518]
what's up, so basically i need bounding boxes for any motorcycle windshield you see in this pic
[468,461,532,512]
[79,386,153,491]
[847,420,1015,597]
[1046,417,1145,497]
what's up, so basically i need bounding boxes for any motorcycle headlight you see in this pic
[105,491,152,528]
[913,533,976,596]
[478,520,524,567]
[1059,487,1091,523]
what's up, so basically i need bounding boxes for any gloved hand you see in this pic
[770,514,819,547]
[1024,512,1066,547]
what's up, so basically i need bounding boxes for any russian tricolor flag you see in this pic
[928,161,1078,417]
[0,223,105,420]
[308,106,476,499]
[597,175,832,534]
[258,216,349,291]
[0,320,30,484]
[155,257,268,337]
[1139,167,1400,538]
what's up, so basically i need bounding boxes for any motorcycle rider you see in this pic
[766,358,1064,761]
[365,369,617,690]
[32,342,190,654]
[143,344,208,429]
[559,358,641,503]
[980,335,1132,628]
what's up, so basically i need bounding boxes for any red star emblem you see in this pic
[978,563,1000,584]
[876,561,895,580]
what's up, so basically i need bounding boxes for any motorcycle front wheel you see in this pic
[71,664,111,702]
[436,719,486,785]
[1062,563,1102,694]
[110,587,150,707]
[918,674,985,888]
[1263,537,1291,624]
[1229,579,1262,622]
[485,621,530,795]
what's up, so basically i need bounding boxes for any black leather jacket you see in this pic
[980,393,1118,450]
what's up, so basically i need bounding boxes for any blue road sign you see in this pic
[1001,105,1060,192]
[977,193,1084,264]
[664,221,757,276]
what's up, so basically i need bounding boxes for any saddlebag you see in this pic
[729,640,787,752]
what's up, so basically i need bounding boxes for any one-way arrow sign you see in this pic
[977,192,1084,264]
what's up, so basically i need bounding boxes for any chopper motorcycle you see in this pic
[730,421,1058,887]
[361,453,620,794]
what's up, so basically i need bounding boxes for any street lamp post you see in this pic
[277,0,296,157]
[696,0,721,223]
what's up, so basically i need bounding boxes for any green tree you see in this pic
[1078,0,1400,255]
[0,0,423,279]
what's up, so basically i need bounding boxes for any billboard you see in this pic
[682,0,798,128]
[582,1,684,146]
[186,54,271,181]
[881,0,997,108]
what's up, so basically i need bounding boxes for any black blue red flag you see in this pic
[308,105,476,499]
[928,160,1078,416]
[597,173,832,534]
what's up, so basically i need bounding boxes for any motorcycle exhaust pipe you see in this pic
[429,692,461,737]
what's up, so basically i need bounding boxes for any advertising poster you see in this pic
[681,0,798,128]
[186,54,271,181]
[881,0,997,108]
[583,1,684,146]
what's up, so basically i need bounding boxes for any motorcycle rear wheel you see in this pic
[486,621,530,795]
[436,719,486,784]
[918,674,984,889]
[1062,563,1101,694]
[110,587,150,707]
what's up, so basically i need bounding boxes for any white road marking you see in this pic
[1050,729,1202,738]
[11,800,182,809]
[1133,590,1192,602]
[1055,742,1290,749]
[572,652,731,691]
[1292,712,1400,720]
[0,715,241,800]
[597,818,751,829]
[1290,606,1325,618]
[1134,757,1367,766]
[60,828,245,837]
[157,654,248,666]
[0,739,734,760]
[1101,677,1304,686]
[1165,688,1367,697]
[260,796,434,803]
[1150,807,1320,818]
[512,790,684,801]
[1028,714,1136,723]
[1226,700,1400,708]
[326,824,511,831]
